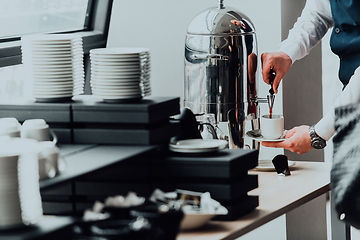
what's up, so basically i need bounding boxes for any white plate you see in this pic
[90,57,141,63]
[33,93,73,98]
[92,91,142,97]
[91,86,141,93]
[93,93,142,99]
[91,65,142,71]
[90,55,141,61]
[254,160,296,171]
[91,69,142,74]
[91,75,141,80]
[246,129,286,142]
[91,85,140,91]
[90,61,141,67]
[29,63,73,69]
[169,139,228,154]
[91,81,140,86]
[90,47,149,55]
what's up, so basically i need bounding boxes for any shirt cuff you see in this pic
[278,40,303,64]
[314,111,336,141]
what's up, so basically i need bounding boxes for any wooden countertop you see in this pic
[177,161,331,240]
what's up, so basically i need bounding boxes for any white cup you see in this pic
[38,155,57,180]
[0,117,21,137]
[21,119,57,143]
[38,141,60,180]
[261,114,284,139]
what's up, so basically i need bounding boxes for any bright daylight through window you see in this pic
[0,0,89,39]
[0,0,92,102]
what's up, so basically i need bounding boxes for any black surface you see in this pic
[73,121,180,145]
[152,149,259,179]
[214,195,259,221]
[42,202,74,216]
[0,102,72,123]
[40,145,159,190]
[75,181,152,201]
[72,96,180,124]
[151,174,258,201]
[0,216,74,240]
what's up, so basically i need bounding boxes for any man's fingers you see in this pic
[261,140,286,148]
[285,129,296,138]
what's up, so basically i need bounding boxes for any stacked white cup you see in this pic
[0,138,43,228]
[0,117,21,137]
[20,119,61,180]
[0,118,62,181]
[21,119,57,143]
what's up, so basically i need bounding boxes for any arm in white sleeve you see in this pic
[315,67,360,140]
[278,0,333,62]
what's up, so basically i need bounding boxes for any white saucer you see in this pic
[169,139,227,154]
[246,129,286,142]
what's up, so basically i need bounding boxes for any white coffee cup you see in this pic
[261,114,284,139]
[38,155,57,180]
[21,119,57,143]
[37,141,66,180]
[0,117,21,137]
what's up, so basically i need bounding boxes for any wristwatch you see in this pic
[309,125,327,149]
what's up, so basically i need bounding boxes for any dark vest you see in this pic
[330,0,360,86]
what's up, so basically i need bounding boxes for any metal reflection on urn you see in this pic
[184,0,268,149]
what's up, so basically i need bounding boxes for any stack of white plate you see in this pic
[0,138,43,229]
[21,33,85,102]
[89,47,151,103]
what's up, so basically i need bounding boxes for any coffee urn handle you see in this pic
[219,0,224,9]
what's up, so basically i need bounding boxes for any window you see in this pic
[0,0,113,98]
[0,0,90,39]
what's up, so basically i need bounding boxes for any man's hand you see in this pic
[261,52,292,93]
[261,125,313,154]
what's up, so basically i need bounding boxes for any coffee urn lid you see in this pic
[187,1,255,35]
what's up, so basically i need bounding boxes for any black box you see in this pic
[72,96,180,124]
[73,121,180,145]
[71,96,181,145]
[74,181,152,201]
[0,102,72,143]
[214,195,259,221]
[0,101,71,123]
[151,174,258,201]
[152,149,258,179]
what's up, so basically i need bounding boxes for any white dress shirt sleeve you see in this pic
[278,0,333,62]
[276,0,337,140]
[316,67,360,140]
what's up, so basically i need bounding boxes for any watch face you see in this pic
[311,139,326,149]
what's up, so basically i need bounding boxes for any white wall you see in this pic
[107,0,281,103]
[107,0,283,160]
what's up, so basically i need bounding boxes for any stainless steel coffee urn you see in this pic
[184,0,263,149]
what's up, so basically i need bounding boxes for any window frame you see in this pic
[0,0,113,68]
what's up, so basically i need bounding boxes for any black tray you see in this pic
[0,102,72,123]
[214,195,259,221]
[73,121,180,145]
[150,174,258,201]
[72,96,180,124]
[152,149,258,179]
